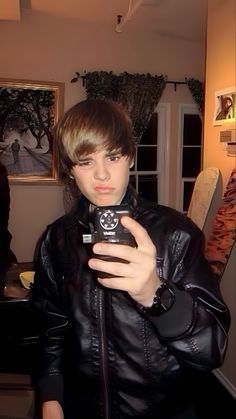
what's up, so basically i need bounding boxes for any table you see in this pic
[0,263,41,375]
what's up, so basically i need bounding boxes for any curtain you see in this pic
[84,71,167,143]
[186,78,205,115]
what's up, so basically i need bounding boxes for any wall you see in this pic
[0,8,206,262]
[204,0,236,394]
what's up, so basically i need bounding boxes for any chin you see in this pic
[96,200,116,207]
[93,197,118,207]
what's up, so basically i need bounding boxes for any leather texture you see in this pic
[33,186,230,419]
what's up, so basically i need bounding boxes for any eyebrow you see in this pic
[106,150,121,156]
[78,150,121,160]
[78,156,92,161]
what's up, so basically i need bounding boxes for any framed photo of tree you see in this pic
[0,78,64,183]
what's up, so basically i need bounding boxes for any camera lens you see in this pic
[100,210,118,230]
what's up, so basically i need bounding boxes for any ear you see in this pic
[129,160,134,169]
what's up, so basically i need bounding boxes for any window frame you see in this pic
[176,104,203,212]
[130,103,170,205]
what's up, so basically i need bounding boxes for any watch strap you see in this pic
[138,280,175,315]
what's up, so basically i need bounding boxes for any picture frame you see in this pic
[213,86,236,126]
[0,78,64,183]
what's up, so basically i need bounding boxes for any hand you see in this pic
[88,216,161,306]
[42,400,64,419]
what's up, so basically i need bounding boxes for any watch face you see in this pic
[138,282,175,315]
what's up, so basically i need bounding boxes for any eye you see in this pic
[107,154,121,162]
[77,159,92,167]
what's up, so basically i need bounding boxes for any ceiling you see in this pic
[0,0,207,42]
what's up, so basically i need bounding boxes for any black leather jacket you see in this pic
[33,187,230,419]
[0,162,17,272]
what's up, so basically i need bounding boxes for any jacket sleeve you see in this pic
[141,225,231,371]
[32,226,68,406]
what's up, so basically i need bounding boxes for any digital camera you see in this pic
[82,205,136,277]
[92,205,136,247]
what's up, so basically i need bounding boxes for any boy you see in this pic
[33,99,230,419]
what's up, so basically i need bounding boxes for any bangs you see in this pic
[67,125,131,164]
[57,99,136,173]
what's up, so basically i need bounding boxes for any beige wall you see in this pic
[0,8,206,262]
[204,0,236,392]
[204,0,236,188]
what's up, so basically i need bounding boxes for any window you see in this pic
[130,106,168,204]
[177,105,202,212]
[130,113,158,202]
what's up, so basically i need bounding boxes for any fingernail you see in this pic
[93,243,102,253]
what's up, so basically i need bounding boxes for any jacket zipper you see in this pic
[98,287,110,419]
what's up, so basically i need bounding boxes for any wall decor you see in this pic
[213,86,236,126]
[0,78,64,183]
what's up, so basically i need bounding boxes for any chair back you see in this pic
[187,167,220,230]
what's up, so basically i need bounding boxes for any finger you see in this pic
[121,216,156,253]
[97,276,128,291]
[88,258,134,292]
[88,256,133,278]
[92,242,137,263]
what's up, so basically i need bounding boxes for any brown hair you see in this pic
[56,99,135,183]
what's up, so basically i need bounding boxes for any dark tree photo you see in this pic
[0,79,64,182]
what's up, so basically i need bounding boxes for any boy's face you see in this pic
[71,148,132,206]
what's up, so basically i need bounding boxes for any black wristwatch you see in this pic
[139,281,175,315]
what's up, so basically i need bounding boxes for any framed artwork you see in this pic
[0,78,64,183]
[213,86,236,126]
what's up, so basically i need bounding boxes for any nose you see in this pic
[94,161,110,181]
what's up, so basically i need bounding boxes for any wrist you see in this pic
[131,277,161,307]
[138,280,175,315]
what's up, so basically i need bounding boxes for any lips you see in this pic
[95,186,114,193]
